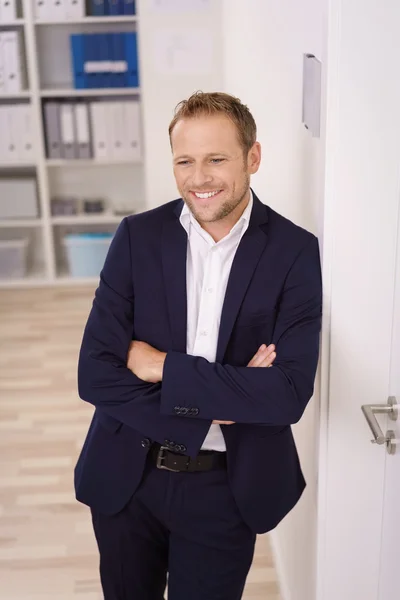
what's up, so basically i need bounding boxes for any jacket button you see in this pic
[181,407,189,415]
[174,406,180,414]
[141,438,151,448]
[180,444,187,453]
[193,408,199,416]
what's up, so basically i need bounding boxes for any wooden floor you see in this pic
[0,286,282,600]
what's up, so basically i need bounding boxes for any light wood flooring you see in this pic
[0,286,282,600]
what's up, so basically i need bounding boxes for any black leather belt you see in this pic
[150,443,227,473]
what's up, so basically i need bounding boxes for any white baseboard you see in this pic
[269,530,291,600]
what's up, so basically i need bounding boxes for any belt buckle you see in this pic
[156,446,181,472]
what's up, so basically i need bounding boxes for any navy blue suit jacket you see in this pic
[75,191,322,534]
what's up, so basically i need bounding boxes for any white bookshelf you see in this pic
[0,0,142,288]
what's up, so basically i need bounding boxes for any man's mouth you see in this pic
[190,190,222,199]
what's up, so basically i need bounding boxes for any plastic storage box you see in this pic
[63,232,113,277]
[0,238,29,279]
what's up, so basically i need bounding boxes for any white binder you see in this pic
[2,31,21,93]
[65,0,84,20]
[2,105,18,162]
[0,35,5,94]
[124,101,142,161]
[0,106,6,161]
[16,104,35,162]
[34,0,49,20]
[0,0,17,22]
[44,0,65,21]
[90,101,109,160]
[109,102,127,161]
[60,103,75,159]
[75,102,91,159]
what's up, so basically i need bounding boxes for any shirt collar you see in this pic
[179,189,254,237]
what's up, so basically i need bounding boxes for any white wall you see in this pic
[221,2,326,599]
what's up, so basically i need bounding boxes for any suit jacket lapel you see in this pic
[216,194,269,363]
[161,201,188,353]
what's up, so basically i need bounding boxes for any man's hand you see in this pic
[127,341,166,383]
[212,344,276,425]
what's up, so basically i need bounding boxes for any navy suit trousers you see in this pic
[91,449,257,600]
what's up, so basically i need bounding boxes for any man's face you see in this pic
[171,114,260,225]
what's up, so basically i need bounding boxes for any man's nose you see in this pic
[191,166,213,188]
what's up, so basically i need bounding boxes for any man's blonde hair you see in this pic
[169,91,257,155]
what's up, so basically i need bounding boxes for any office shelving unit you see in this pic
[0,0,142,288]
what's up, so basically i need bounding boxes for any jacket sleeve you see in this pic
[160,235,322,425]
[77,217,211,457]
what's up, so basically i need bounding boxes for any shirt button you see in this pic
[207,287,213,293]
[200,330,208,337]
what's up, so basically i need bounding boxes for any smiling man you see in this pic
[75,92,323,600]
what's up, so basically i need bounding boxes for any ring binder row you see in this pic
[43,99,141,161]
[0,31,26,94]
[32,0,135,20]
[70,32,138,89]
[0,0,18,21]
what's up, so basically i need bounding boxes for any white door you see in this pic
[316,0,400,598]
[377,210,400,598]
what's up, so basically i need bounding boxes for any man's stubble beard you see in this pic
[181,172,250,224]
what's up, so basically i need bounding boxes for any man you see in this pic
[75,91,322,600]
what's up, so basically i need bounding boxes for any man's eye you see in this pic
[177,161,190,165]
[210,158,224,164]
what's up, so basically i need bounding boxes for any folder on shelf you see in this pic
[108,102,126,161]
[34,0,48,21]
[1,0,17,22]
[124,100,141,161]
[123,0,135,15]
[47,0,67,21]
[90,0,105,16]
[65,0,85,20]
[1,105,18,162]
[74,102,91,159]
[1,31,22,93]
[70,34,86,89]
[90,101,109,159]
[124,32,139,88]
[107,0,119,15]
[85,34,99,89]
[0,106,7,162]
[60,103,76,159]
[44,102,62,159]
[0,36,5,94]
[111,33,127,88]
[98,33,111,88]
[15,104,35,162]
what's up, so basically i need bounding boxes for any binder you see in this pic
[124,32,139,88]
[74,102,91,159]
[0,35,5,94]
[98,33,111,88]
[34,0,48,21]
[123,0,135,14]
[90,101,109,159]
[1,0,17,22]
[109,102,126,161]
[60,103,75,159]
[44,102,62,159]
[3,105,18,162]
[2,31,21,93]
[15,104,35,162]
[49,0,66,21]
[124,101,141,161]
[85,34,98,89]
[70,34,86,89]
[65,0,84,20]
[107,0,119,15]
[0,106,7,161]
[90,0,105,16]
[112,33,127,88]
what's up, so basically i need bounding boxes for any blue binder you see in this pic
[70,34,86,89]
[85,34,96,89]
[90,0,105,16]
[112,33,127,88]
[123,0,135,14]
[124,32,139,88]
[107,0,119,14]
[97,34,108,88]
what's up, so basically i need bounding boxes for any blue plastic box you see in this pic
[63,232,114,277]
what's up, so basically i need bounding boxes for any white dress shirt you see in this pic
[179,190,254,451]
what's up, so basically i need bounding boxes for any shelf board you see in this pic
[0,90,31,99]
[40,87,140,98]
[0,19,25,27]
[0,270,49,288]
[0,218,42,228]
[0,162,36,169]
[51,213,123,225]
[46,158,141,167]
[35,16,138,25]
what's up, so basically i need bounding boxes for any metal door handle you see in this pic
[361,396,398,455]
